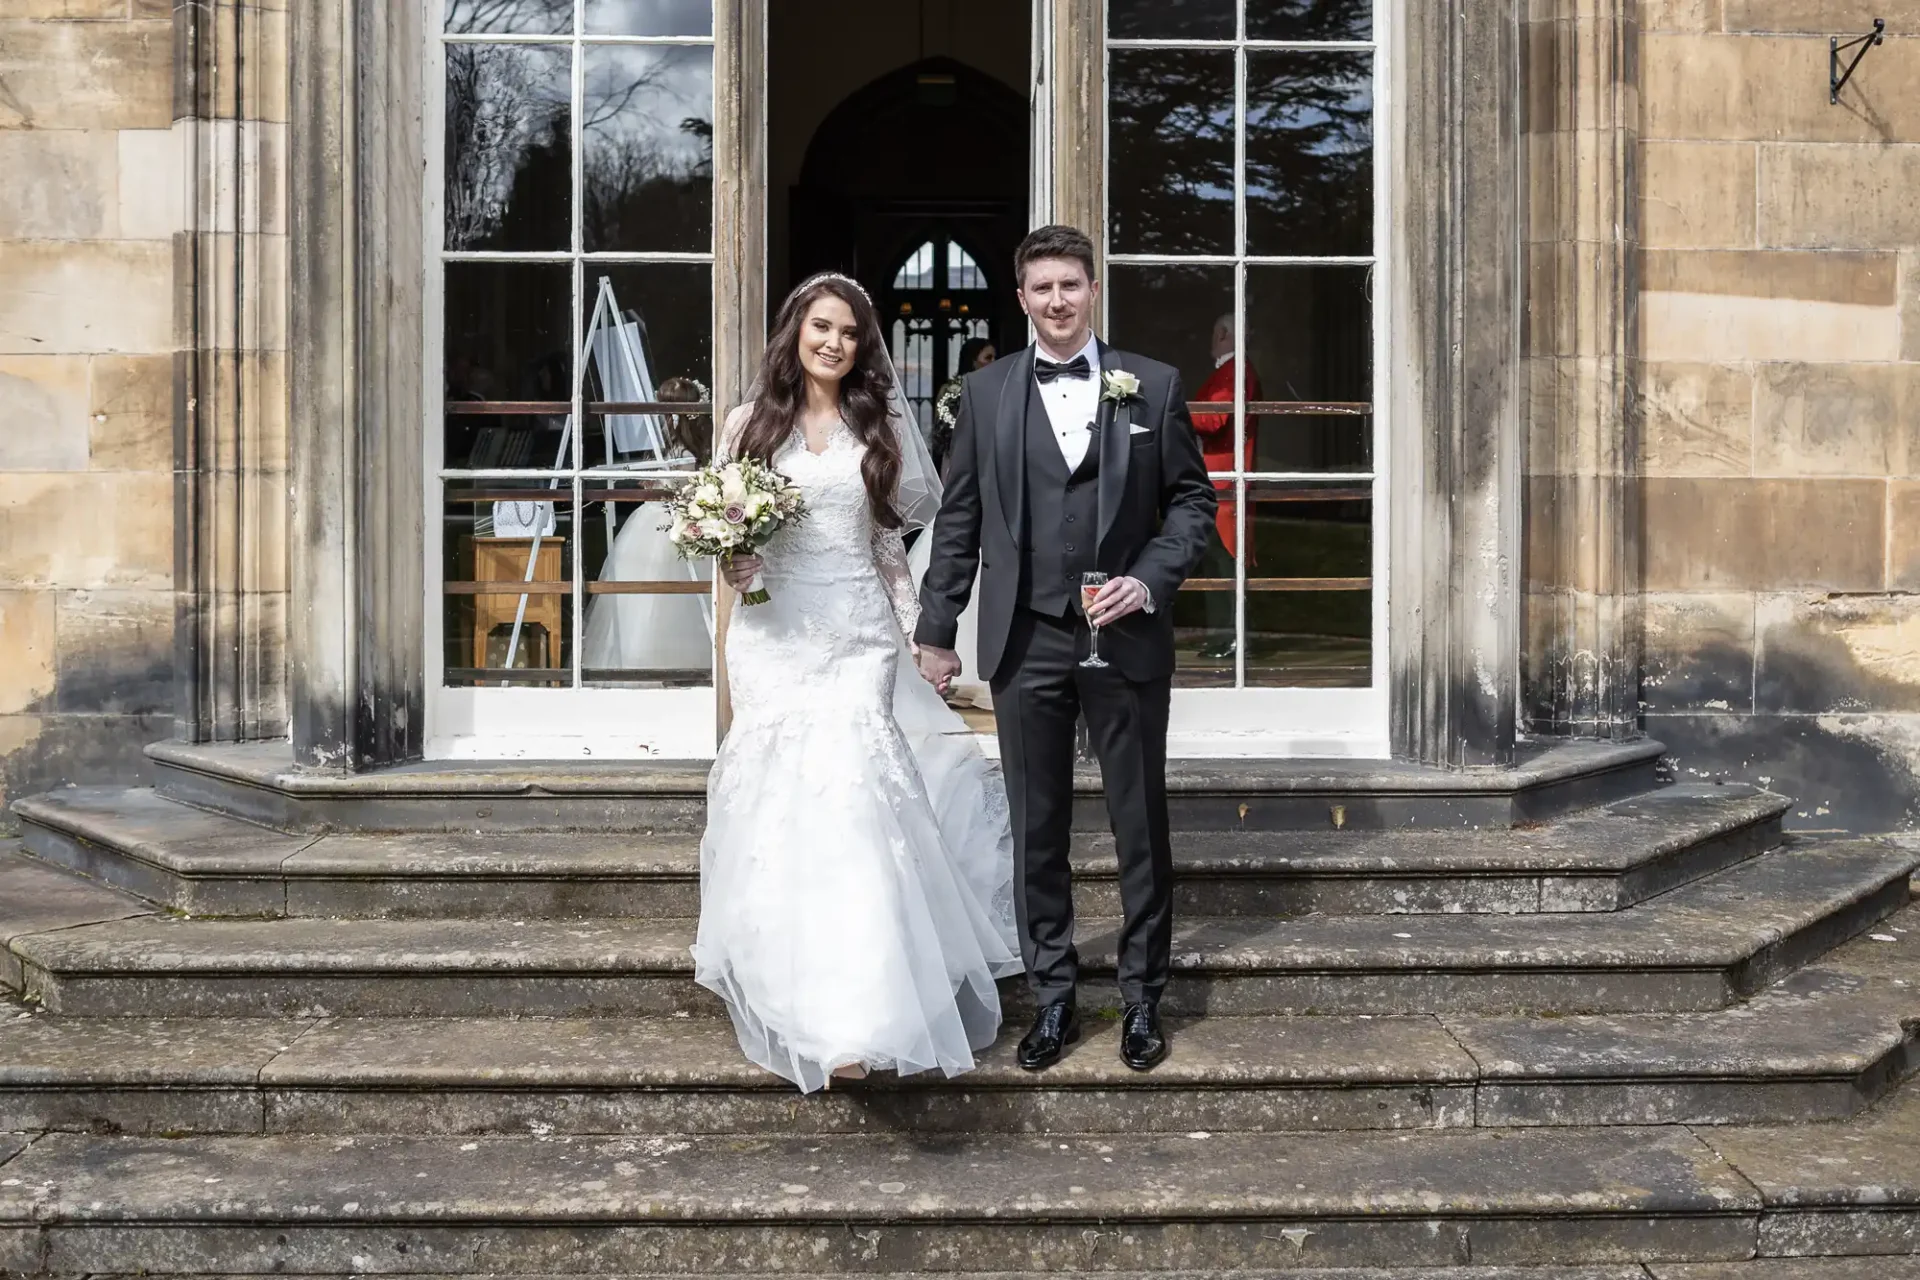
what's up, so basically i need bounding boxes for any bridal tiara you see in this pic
[800,271,874,305]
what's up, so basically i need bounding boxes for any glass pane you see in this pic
[892,316,936,440]
[586,0,713,36]
[1110,0,1234,39]
[445,0,570,35]
[1107,264,1236,397]
[586,388,714,471]
[581,478,714,687]
[948,244,986,291]
[444,262,573,469]
[895,243,935,291]
[443,44,571,251]
[1173,518,1237,687]
[443,480,575,687]
[1109,49,1235,256]
[583,262,714,408]
[1247,0,1373,41]
[1246,51,1373,257]
[583,45,714,253]
[1243,479,1371,687]
[1245,262,1371,407]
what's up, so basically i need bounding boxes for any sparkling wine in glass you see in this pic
[1080,572,1111,669]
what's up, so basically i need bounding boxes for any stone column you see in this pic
[174,0,291,744]
[288,0,425,770]
[1387,0,1528,766]
[1519,0,1643,739]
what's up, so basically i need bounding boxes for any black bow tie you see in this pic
[1034,354,1092,384]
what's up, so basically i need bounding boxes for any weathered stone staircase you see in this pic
[3,739,1920,1277]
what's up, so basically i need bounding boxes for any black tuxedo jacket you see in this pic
[914,341,1218,684]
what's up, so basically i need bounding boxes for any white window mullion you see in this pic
[1232,4,1248,691]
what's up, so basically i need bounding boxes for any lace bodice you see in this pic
[721,408,918,637]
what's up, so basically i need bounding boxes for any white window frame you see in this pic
[423,0,721,760]
[1105,2,1391,758]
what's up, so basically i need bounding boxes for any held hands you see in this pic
[1086,576,1150,627]
[916,643,963,695]
[721,554,763,591]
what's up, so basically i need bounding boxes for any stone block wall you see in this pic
[0,4,180,819]
[1638,1,1920,830]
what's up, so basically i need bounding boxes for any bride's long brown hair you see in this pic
[735,275,904,530]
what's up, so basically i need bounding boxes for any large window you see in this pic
[1106,0,1378,694]
[432,0,717,721]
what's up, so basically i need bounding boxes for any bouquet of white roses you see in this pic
[662,457,807,605]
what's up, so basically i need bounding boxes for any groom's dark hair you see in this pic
[1015,225,1097,286]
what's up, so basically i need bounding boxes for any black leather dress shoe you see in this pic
[1017,1003,1080,1070]
[1119,1001,1168,1071]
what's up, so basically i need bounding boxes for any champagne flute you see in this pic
[1080,571,1111,669]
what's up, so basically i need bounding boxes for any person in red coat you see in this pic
[1189,315,1259,659]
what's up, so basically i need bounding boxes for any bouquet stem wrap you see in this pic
[664,458,806,607]
[730,553,771,607]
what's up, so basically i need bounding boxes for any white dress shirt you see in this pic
[1035,333,1102,471]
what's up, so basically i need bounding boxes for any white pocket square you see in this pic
[1128,424,1153,435]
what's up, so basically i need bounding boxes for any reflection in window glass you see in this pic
[586,0,713,36]
[1247,0,1372,41]
[583,45,714,253]
[445,0,570,35]
[1109,0,1234,39]
[444,44,571,252]
[1109,49,1235,256]
[1246,51,1373,257]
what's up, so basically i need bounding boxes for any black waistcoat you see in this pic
[1019,375,1102,616]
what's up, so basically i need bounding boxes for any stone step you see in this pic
[3,918,1916,1137]
[12,1099,1920,1274]
[7,842,1912,1019]
[30,1274,1920,1280]
[144,737,1666,833]
[13,784,1787,920]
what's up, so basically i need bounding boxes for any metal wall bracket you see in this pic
[1832,19,1887,104]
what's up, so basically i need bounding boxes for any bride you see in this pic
[691,272,1021,1092]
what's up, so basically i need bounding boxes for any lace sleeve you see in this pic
[871,525,920,640]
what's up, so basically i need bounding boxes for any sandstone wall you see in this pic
[0,4,179,817]
[1639,1,1920,830]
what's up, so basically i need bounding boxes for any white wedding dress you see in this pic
[692,416,1022,1093]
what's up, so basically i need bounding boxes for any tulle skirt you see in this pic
[691,571,1020,1094]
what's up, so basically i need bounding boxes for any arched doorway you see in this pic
[787,55,1029,406]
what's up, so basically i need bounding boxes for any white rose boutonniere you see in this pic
[1101,369,1141,405]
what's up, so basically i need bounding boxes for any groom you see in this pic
[914,225,1216,1072]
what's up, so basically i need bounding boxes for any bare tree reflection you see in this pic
[444,43,570,250]
[445,0,570,34]
[582,49,714,252]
